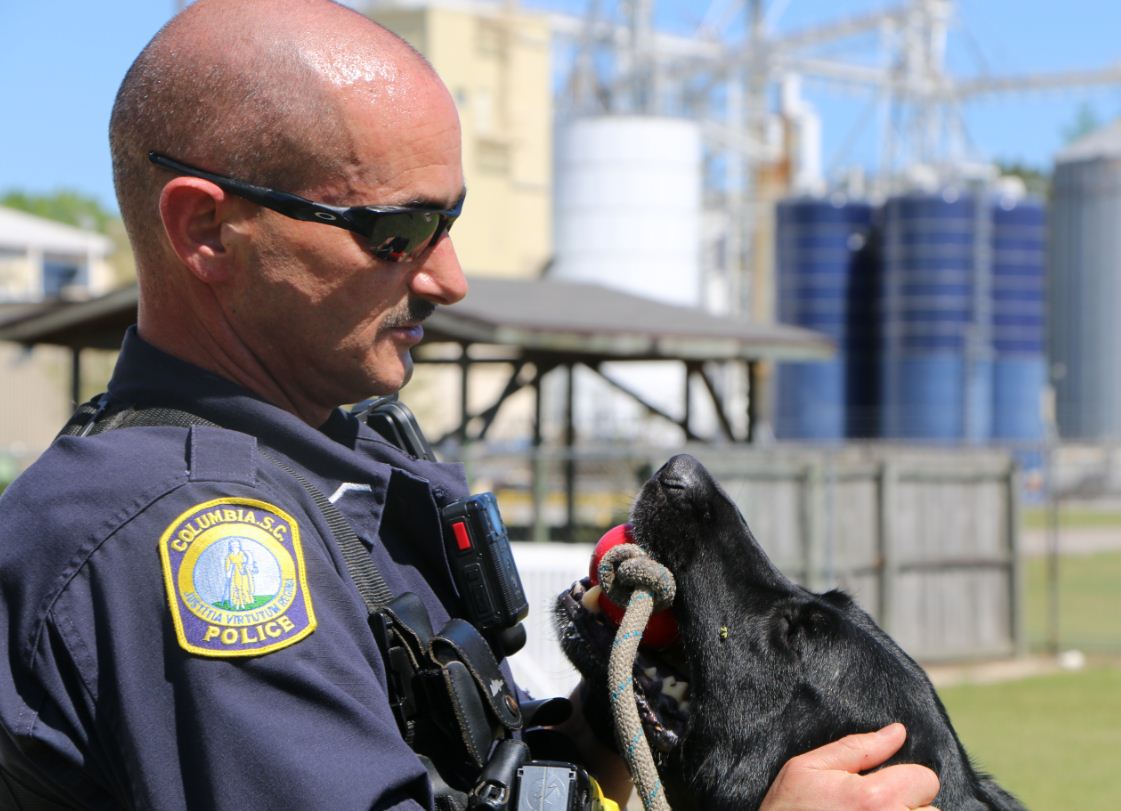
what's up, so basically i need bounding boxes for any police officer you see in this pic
[0,1,940,809]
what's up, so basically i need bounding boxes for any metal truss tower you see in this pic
[544,0,1121,318]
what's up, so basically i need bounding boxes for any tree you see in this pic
[994,160,1050,199]
[1062,102,1102,145]
[0,188,117,233]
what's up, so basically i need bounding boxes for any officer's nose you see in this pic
[410,235,468,305]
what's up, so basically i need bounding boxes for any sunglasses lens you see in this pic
[367,210,448,262]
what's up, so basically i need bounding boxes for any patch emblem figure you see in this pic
[159,497,317,657]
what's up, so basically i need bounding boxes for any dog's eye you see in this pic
[772,610,805,649]
[770,614,796,649]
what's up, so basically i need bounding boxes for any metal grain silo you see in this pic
[880,190,992,442]
[552,115,702,305]
[549,116,703,441]
[774,196,875,440]
[991,194,1046,442]
[1050,123,1121,440]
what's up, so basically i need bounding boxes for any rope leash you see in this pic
[597,544,676,811]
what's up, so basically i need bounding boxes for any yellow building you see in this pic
[369,1,553,279]
[366,2,554,440]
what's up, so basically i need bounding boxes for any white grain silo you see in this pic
[550,116,705,442]
[552,116,703,305]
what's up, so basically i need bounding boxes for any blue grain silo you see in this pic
[880,190,992,442]
[990,195,1046,442]
[774,196,875,440]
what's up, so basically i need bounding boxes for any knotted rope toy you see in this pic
[596,536,677,811]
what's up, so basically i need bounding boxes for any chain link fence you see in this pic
[1024,441,1121,655]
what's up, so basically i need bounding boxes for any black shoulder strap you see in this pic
[62,397,393,614]
[264,449,393,612]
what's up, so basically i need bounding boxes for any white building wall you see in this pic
[0,207,115,301]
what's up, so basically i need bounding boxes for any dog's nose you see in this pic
[657,454,705,492]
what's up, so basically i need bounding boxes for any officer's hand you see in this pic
[760,723,940,811]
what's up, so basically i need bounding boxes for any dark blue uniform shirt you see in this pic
[0,328,497,809]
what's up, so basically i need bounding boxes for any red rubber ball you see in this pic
[589,524,680,649]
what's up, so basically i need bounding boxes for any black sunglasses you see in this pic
[148,152,463,263]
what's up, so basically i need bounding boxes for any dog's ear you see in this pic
[769,599,836,655]
[818,590,855,610]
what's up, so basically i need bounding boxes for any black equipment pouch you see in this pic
[470,738,530,810]
[373,593,523,786]
[431,619,522,766]
[371,593,435,747]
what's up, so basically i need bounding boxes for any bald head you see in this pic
[110,0,437,267]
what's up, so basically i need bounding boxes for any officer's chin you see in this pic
[365,353,414,399]
[396,353,415,390]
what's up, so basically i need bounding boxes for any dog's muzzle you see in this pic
[555,578,691,758]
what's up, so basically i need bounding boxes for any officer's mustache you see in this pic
[382,297,436,329]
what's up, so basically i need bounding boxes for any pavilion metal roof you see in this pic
[0,277,833,362]
[424,277,832,361]
[0,285,137,349]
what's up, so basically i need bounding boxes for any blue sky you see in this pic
[2,1,1119,213]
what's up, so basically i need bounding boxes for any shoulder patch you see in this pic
[159,497,316,657]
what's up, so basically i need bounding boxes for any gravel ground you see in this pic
[1019,526,1121,557]
[924,654,1083,688]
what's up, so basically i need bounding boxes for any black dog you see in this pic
[558,454,1024,810]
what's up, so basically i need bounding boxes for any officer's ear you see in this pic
[157,177,248,284]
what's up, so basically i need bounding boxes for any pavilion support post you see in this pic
[747,360,760,443]
[70,347,82,408]
[531,364,548,543]
[697,363,738,442]
[564,363,576,542]
[683,362,694,440]
[457,343,470,446]
[750,359,776,442]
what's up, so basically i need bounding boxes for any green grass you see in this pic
[930,549,1121,808]
[939,663,1121,810]
[1023,552,1121,652]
